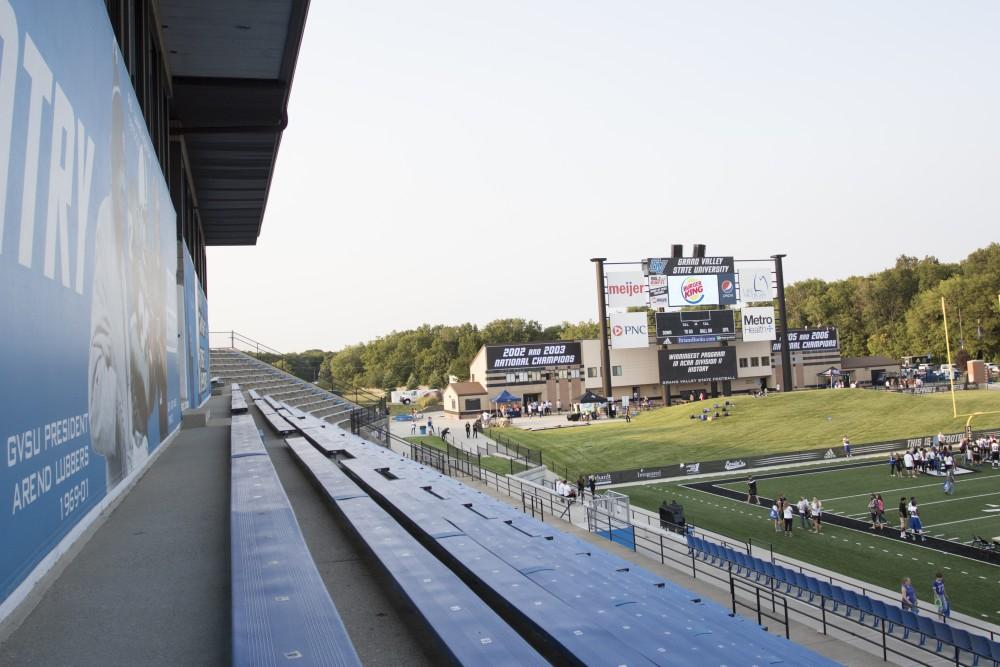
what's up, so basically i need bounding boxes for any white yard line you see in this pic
[923,515,1000,529]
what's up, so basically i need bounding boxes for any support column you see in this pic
[591,258,613,400]
[772,254,793,392]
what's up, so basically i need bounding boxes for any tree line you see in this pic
[271,244,999,392]
[785,244,999,363]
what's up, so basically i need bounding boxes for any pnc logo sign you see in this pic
[681,277,705,304]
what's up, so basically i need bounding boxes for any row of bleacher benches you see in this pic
[229,394,842,666]
[687,535,1000,666]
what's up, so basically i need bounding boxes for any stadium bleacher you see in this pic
[230,384,248,414]
[276,399,839,666]
[286,437,549,666]
[229,415,361,666]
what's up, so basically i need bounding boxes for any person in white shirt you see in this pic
[782,503,794,536]
[797,497,810,529]
[903,450,915,477]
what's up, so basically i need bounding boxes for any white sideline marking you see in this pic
[925,515,1000,529]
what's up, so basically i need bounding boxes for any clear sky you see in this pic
[207,1,1000,352]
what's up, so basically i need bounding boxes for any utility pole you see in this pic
[772,254,793,392]
[591,258,613,400]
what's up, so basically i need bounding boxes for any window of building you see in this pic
[515,372,528,382]
[612,366,623,377]
[739,358,748,368]
[450,398,456,409]
[506,373,515,383]
[527,371,541,382]
[587,367,598,378]
[761,356,771,366]
[751,357,760,367]
[570,369,581,379]
[466,398,481,411]
[557,369,568,379]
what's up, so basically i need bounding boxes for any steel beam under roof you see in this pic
[160,0,310,245]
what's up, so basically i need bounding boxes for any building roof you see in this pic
[840,356,901,369]
[161,0,310,245]
[447,382,488,396]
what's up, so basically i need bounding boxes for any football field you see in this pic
[620,460,1000,622]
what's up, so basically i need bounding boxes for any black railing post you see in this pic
[755,588,762,626]
[783,598,789,640]
[820,598,827,635]
[881,618,887,661]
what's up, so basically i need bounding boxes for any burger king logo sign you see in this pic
[666,274,721,307]
[681,277,706,304]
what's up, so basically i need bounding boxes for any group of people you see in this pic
[690,401,735,422]
[966,433,1000,468]
[555,475,597,500]
[901,573,951,622]
[524,400,558,417]
[746,478,824,535]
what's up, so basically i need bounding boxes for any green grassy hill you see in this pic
[490,390,1000,476]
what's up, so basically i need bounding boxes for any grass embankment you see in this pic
[621,463,1000,622]
[404,436,527,476]
[491,390,1000,477]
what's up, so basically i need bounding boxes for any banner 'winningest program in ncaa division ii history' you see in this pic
[0,1,184,604]
[658,347,738,385]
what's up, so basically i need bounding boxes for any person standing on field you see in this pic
[842,435,852,457]
[797,496,810,529]
[810,497,823,533]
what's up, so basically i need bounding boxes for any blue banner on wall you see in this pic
[0,0,180,603]
[182,245,210,407]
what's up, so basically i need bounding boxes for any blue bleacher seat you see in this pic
[867,599,887,628]
[883,604,903,635]
[969,633,998,667]
[932,620,952,653]
[230,438,360,666]
[950,627,973,664]
[916,614,937,647]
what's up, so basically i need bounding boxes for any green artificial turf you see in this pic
[489,390,1000,478]
[620,462,1000,622]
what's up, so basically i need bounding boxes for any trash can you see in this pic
[419,425,427,435]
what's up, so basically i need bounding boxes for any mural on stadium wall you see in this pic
[182,245,211,408]
[0,0,181,604]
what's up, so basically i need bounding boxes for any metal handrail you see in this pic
[211,330,383,405]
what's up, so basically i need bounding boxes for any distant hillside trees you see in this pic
[785,244,999,361]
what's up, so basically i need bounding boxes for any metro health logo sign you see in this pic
[741,306,777,341]
[606,271,647,309]
[610,311,649,349]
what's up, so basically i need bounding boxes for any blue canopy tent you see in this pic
[493,389,519,404]
[492,389,521,419]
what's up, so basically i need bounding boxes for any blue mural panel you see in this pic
[0,0,181,602]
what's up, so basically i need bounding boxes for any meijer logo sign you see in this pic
[741,306,777,342]
[606,271,648,309]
